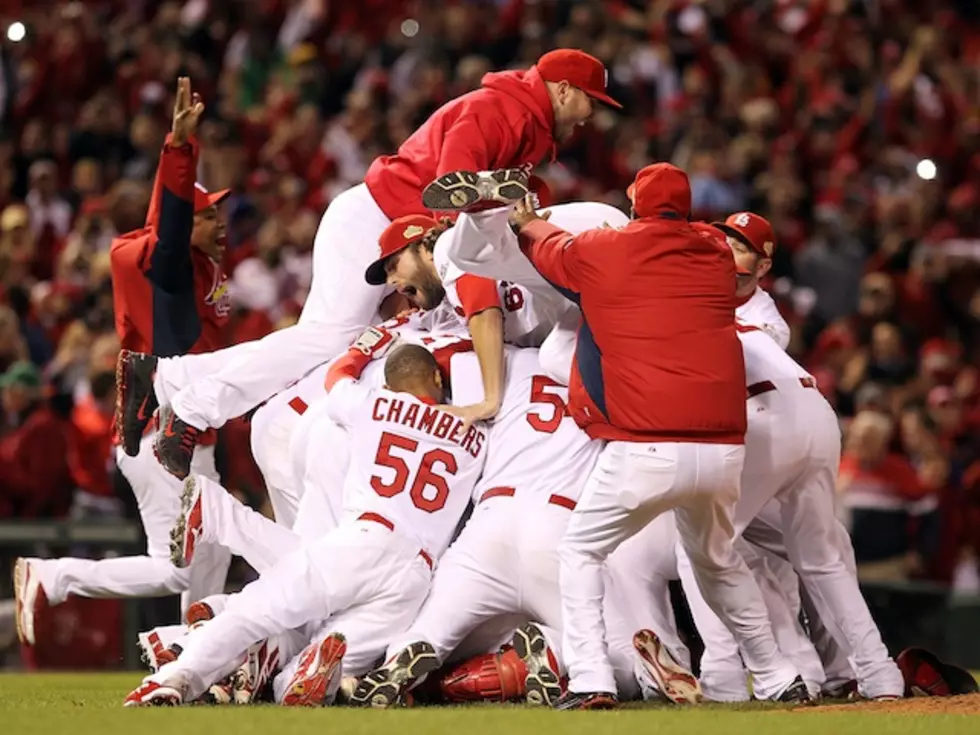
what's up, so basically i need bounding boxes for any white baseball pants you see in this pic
[559,440,799,698]
[30,437,229,615]
[150,516,432,701]
[154,183,390,431]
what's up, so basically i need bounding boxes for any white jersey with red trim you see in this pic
[327,379,488,558]
[450,347,601,503]
[735,287,790,350]
[736,323,812,387]
[433,230,569,348]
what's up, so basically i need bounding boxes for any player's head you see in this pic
[713,212,775,298]
[537,49,621,144]
[365,215,450,310]
[383,343,445,403]
[191,183,230,262]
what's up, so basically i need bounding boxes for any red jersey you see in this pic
[518,174,746,445]
[364,67,557,220]
[110,134,230,357]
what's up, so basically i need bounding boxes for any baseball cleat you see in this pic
[116,350,159,457]
[202,679,234,705]
[350,641,440,708]
[231,638,280,704]
[632,629,702,705]
[137,629,181,672]
[123,678,187,707]
[776,676,813,704]
[554,690,618,710]
[281,633,347,707]
[171,476,204,568]
[511,622,562,707]
[422,168,530,211]
[13,558,47,646]
[154,405,200,480]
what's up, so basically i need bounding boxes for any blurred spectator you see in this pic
[0,361,72,519]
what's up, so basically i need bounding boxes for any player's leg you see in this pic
[778,406,904,700]
[21,438,196,614]
[672,442,802,702]
[605,512,698,703]
[249,393,305,529]
[290,404,348,543]
[172,474,300,576]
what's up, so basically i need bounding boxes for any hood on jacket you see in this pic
[627,163,692,218]
[480,67,555,138]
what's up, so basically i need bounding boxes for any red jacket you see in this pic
[110,135,231,358]
[364,68,557,220]
[0,406,73,518]
[518,201,746,445]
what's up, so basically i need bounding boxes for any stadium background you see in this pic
[0,0,978,670]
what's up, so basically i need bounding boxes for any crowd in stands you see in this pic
[0,0,978,591]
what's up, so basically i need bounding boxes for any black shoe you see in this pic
[554,690,619,710]
[776,676,812,703]
[512,623,562,706]
[116,350,159,457]
[422,168,530,212]
[349,641,440,708]
[153,406,200,480]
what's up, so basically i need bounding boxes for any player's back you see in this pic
[736,322,812,387]
[451,347,601,503]
[328,381,487,559]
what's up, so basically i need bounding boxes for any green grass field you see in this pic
[0,673,978,735]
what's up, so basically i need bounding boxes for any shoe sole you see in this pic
[153,406,192,480]
[512,624,561,707]
[13,559,38,646]
[282,634,348,707]
[170,477,202,568]
[123,686,183,707]
[557,693,619,710]
[350,641,440,708]
[116,350,156,458]
[422,169,530,211]
[633,629,702,705]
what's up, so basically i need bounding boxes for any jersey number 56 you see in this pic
[370,432,458,512]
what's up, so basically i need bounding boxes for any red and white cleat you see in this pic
[281,633,348,707]
[184,600,215,627]
[13,558,48,646]
[231,639,281,704]
[123,679,186,707]
[633,629,702,705]
[170,476,204,568]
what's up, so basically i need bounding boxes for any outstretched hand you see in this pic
[509,194,551,230]
[437,400,497,432]
[171,77,205,147]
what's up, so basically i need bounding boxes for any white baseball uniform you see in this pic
[736,286,790,350]
[383,348,602,665]
[26,437,230,616]
[147,366,488,701]
[679,325,903,700]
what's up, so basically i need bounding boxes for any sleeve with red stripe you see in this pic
[455,274,502,319]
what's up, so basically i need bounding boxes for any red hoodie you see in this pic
[518,164,747,445]
[364,68,557,221]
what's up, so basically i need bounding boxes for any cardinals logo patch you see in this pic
[403,224,425,240]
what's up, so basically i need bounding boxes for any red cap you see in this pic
[537,49,622,109]
[714,212,776,258]
[626,163,691,218]
[691,222,751,275]
[194,182,230,213]
[365,214,440,285]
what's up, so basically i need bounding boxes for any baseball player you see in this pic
[124,341,488,706]
[678,320,904,701]
[116,49,620,478]
[14,79,231,645]
[508,167,805,709]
